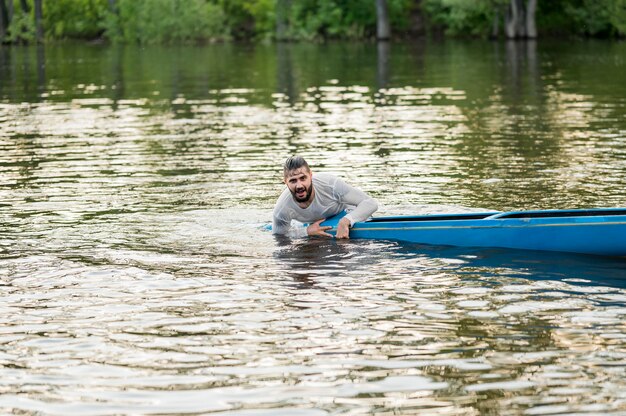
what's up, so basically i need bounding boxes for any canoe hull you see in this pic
[322,209,626,257]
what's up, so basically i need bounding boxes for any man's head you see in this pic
[283,156,313,204]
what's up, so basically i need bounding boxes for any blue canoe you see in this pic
[321,208,626,257]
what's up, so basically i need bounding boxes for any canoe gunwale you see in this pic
[364,208,626,224]
[354,220,626,232]
[484,208,626,220]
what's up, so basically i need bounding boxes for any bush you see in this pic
[43,0,108,39]
[106,0,229,44]
[537,0,625,37]
[2,0,624,43]
[283,0,411,40]
[216,0,275,40]
[5,9,36,43]
[423,0,507,37]
[564,0,626,37]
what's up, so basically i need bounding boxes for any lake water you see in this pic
[1,40,626,415]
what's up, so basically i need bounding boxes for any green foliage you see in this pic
[564,0,626,36]
[287,0,352,39]
[43,0,108,39]
[284,0,411,40]
[106,0,228,44]
[245,0,276,36]
[610,0,626,35]
[5,8,36,43]
[535,1,574,34]
[423,0,507,37]
[1,0,625,44]
[217,0,275,39]
[388,0,413,31]
[422,0,625,38]
[538,0,626,37]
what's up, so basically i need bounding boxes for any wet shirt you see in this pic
[272,173,378,238]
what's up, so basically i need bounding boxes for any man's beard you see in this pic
[291,184,313,203]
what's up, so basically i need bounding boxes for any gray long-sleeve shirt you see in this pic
[272,172,378,238]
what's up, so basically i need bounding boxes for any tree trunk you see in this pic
[506,0,537,39]
[110,46,124,109]
[0,0,8,40]
[409,0,425,36]
[275,0,290,41]
[34,0,42,42]
[515,0,526,37]
[376,40,390,89]
[525,0,537,38]
[276,42,296,103]
[376,0,390,40]
[491,8,499,38]
[7,0,12,20]
[19,0,27,13]
[37,42,45,94]
[505,0,518,38]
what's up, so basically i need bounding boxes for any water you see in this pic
[1,40,626,415]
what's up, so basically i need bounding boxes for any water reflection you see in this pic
[376,40,390,89]
[504,40,540,102]
[395,244,626,289]
[276,42,297,104]
[1,40,626,415]
[109,46,125,108]
[34,44,46,96]
[273,236,394,287]
[270,234,626,414]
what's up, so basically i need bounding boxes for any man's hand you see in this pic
[307,219,333,238]
[336,217,351,239]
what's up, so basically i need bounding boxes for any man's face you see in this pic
[284,167,313,203]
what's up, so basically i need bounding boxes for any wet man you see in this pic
[272,156,378,239]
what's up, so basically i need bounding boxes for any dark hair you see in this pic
[283,155,310,176]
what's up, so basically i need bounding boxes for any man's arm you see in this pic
[273,215,333,238]
[333,177,378,238]
[341,187,378,225]
[272,214,309,238]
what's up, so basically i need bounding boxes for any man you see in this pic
[273,156,378,239]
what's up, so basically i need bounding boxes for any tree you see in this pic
[276,0,291,40]
[34,0,42,41]
[505,0,537,38]
[376,0,390,39]
[409,0,426,36]
[0,0,8,40]
[526,0,537,37]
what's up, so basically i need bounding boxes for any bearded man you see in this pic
[272,156,378,239]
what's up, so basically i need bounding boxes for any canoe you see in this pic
[321,208,626,257]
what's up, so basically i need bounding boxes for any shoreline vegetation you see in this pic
[0,0,625,45]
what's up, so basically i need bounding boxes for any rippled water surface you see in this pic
[1,40,626,415]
